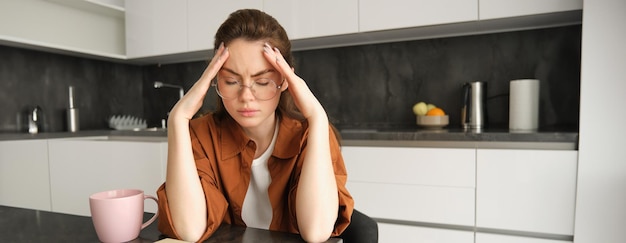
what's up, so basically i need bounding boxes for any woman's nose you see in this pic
[239,84,256,100]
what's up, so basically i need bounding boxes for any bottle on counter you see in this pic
[67,86,80,132]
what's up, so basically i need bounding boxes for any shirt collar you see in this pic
[219,113,304,160]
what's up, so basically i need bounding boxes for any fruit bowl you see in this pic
[416,115,449,129]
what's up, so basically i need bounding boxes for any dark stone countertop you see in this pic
[0,126,578,150]
[0,129,168,141]
[339,127,578,150]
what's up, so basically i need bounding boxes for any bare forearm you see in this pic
[161,43,227,242]
[296,114,339,242]
[165,118,207,241]
[261,43,339,241]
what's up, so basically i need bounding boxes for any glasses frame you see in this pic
[212,78,283,101]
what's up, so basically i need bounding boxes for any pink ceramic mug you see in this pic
[89,189,158,243]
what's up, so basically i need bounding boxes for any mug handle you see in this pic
[141,195,159,230]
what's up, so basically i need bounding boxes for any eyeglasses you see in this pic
[213,78,282,101]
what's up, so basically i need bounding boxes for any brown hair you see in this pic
[212,9,303,121]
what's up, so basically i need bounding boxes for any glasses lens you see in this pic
[215,78,238,99]
[252,78,278,100]
[215,78,279,100]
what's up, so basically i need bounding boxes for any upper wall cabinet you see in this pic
[479,0,582,20]
[187,0,263,52]
[126,0,262,59]
[263,0,359,40]
[359,0,478,32]
[1,0,582,63]
[125,0,187,58]
[123,0,581,63]
[0,0,125,59]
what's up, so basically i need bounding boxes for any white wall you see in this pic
[574,0,626,242]
[0,0,125,57]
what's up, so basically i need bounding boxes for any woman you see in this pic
[156,9,354,242]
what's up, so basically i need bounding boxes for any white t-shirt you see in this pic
[241,121,279,229]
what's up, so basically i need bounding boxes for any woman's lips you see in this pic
[237,109,258,117]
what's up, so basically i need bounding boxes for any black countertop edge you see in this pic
[0,129,167,141]
[0,128,578,146]
[338,127,578,150]
[340,129,578,142]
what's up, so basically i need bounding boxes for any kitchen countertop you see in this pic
[0,127,578,150]
[0,129,168,141]
[339,127,578,150]
[0,205,341,243]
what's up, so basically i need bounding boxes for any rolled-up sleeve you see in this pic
[156,126,232,242]
[286,126,354,236]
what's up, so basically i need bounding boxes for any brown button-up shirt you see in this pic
[156,113,354,242]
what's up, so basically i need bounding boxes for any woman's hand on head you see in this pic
[169,43,229,122]
[262,43,327,122]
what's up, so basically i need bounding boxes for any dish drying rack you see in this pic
[108,115,147,130]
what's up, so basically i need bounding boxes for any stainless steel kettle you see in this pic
[462,81,487,129]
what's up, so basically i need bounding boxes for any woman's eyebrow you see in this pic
[220,67,241,78]
[251,69,275,78]
[220,68,275,78]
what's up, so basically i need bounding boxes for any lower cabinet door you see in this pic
[48,138,166,216]
[379,223,474,243]
[476,149,577,235]
[476,232,573,243]
[343,146,476,226]
[348,181,475,226]
[0,139,51,211]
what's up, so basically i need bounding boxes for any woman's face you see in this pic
[217,39,285,131]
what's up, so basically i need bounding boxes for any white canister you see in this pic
[509,79,540,132]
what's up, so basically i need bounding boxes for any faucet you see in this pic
[153,81,185,128]
[28,106,42,134]
[153,81,184,100]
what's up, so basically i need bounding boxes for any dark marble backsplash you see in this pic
[0,46,144,132]
[302,25,581,129]
[0,25,581,133]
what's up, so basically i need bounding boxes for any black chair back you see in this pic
[339,209,378,243]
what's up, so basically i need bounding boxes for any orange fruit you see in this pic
[426,107,446,116]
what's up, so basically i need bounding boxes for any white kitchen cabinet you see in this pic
[379,223,474,243]
[126,0,263,57]
[159,141,168,182]
[344,146,475,187]
[359,0,478,32]
[476,232,572,243]
[0,139,51,211]
[125,0,188,58]
[479,0,582,20]
[263,0,358,40]
[575,2,626,243]
[342,146,476,242]
[187,0,262,52]
[476,149,578,236]
[0,0,125,59]
[347,181,475,226]
[47,138,166,216]
[120,0,581,63]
